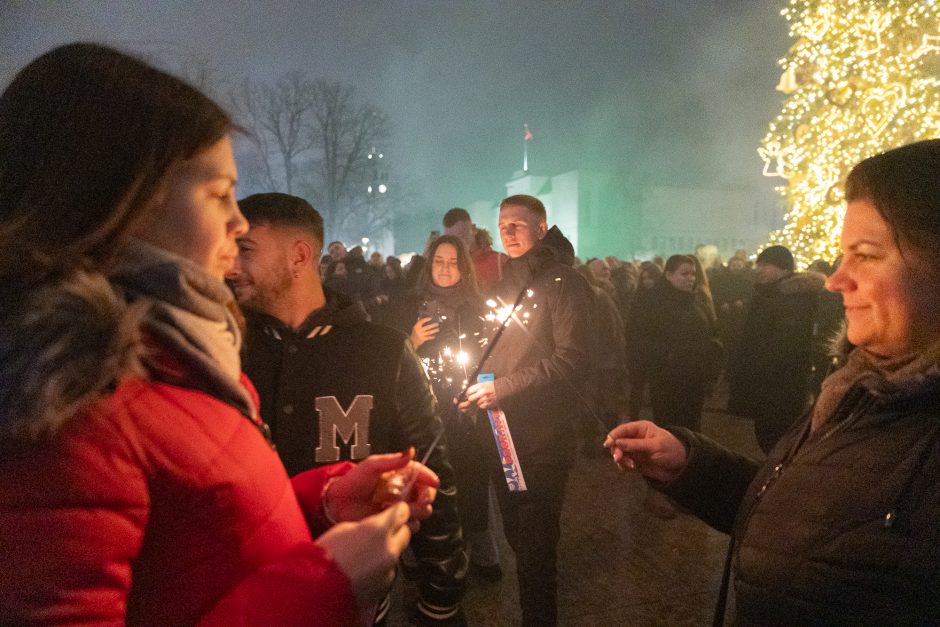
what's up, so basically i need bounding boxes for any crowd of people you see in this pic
[324,222,841,461]
[3,42,940,627]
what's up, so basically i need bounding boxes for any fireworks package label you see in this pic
[479,373,527,492]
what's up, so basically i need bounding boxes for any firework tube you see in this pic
[478,373,527,492]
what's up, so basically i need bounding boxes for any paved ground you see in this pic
[389,391,765,626]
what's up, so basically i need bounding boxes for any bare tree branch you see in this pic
[232,73,396,243]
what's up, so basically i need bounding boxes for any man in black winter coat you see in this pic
[461,194,594,626]
[728,245,825,453]
[227,193,468,626]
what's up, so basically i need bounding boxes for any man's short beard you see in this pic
[241,265,293,314]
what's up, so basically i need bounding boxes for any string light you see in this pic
[760,0,940,267]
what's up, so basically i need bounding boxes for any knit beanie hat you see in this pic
[756,245,795,272]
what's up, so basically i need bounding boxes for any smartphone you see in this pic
[418,300,442,326]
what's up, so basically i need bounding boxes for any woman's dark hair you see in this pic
[690,254,717,323]
[419,234,481,299]
[664,254,696,274]
[384,260,404,281]
[845,139,940,264]
[0,43,233,282]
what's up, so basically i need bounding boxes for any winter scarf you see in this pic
[110,240,256,421]
[425,281,473,312]
[811,339,940,431]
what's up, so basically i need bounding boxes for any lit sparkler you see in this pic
[460,276,607,426]
[457,283,537,405]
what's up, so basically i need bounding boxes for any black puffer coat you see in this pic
[663,353,940,625]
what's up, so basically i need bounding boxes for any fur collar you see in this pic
[761,270,826,296]
[0,271,146,447]
[824,322,940,401]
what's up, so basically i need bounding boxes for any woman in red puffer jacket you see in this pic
[0,43,438,626]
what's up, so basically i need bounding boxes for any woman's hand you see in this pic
[603,420,688,484]
[325,450,440,523]
[410,317,439,348]
[316,502,411,610]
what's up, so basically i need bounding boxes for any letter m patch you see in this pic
[314,395,373,462]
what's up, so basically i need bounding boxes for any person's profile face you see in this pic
[825,198,940,357]
[498,204,545,258]
[140,135,247,281]
[754,261,788,284]
[228,224,294,313]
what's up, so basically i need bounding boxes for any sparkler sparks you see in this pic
[483,292,536,330]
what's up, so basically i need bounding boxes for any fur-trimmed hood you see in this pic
[826,320,854,361]
[0,271,145,446]
[823,320,940,402]
[758,270,827,297]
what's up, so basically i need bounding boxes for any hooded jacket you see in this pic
[482,226,595,467]
[662,334,940,626]
[728,271,826,418]
[241,290,467,619]
[0,270,356,626]
[628,276,718,375]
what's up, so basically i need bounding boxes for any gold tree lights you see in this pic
[759,0,940,266]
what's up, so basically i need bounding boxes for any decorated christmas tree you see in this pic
[759,0,940,267]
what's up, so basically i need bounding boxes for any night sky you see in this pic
[1,1,791,250]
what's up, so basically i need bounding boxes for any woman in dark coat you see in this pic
[404,235,502,579]
[607,140,940,625]
[629,255,720,431]
[625,264,662,419]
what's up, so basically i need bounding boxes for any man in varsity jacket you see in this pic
[227,193,467,626]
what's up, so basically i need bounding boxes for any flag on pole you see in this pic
[523,124,533,172]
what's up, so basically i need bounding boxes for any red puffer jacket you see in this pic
[0,374,357,626]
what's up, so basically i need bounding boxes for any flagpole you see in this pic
[523,126,528,172]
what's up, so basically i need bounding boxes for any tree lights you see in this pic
[760,0,940,267]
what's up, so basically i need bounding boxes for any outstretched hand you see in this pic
[603,420,689,484]
[325,449,440,523]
